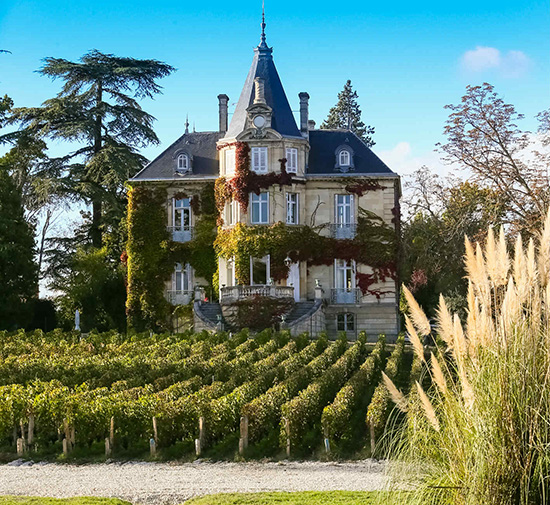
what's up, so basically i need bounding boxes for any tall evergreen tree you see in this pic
[0,164,37,329]
[321,80,376,147]
[6,50,175,247]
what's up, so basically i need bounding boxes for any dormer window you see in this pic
[177,153,190,172]
[339,150,350,167]
[335,144,355,172]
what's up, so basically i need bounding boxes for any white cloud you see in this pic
[376,142,449,177]
[461,46,531,78]
[462,46,501,72]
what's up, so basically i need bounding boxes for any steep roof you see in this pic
[307,129,396,176]
[131,131,222,181]
[224,37,302,139]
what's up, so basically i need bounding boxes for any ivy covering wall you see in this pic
[126,182,218,331]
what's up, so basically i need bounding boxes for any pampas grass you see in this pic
[382,210,550,505]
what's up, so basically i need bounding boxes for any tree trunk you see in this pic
[91,81,103,248]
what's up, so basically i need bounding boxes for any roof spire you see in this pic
[259,0,267,49]
[185,114,189,134]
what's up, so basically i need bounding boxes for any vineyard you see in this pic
[0,329,417,461]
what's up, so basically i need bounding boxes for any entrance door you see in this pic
[250,256,270,285]
[287,262,300,302]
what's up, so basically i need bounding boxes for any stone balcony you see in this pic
[220,285,294,304]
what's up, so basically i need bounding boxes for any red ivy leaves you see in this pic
[216,142,302,215]
[344,180,383,196]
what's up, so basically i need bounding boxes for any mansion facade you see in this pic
[129,25,401,340]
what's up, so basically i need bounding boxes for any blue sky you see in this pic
[0,0,548,175]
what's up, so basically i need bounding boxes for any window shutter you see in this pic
[260,148,267,171]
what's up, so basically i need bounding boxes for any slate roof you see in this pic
[131,131,222,181]
[307,130,396,176]
[224,42,302,139]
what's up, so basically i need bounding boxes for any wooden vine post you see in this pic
[239,416,248,455]
[16,438,25,456]
[369,420,376,455]
[27,414,35,446]
[109,416,115,450]
[284,417,291,458]
[152,417,158,445]
[195,416,205,456]
[323,426,330,454]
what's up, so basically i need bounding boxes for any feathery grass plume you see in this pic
[405,315,425,363]
[436,294,454,349]
[513,234,529,303]
[415,381,439,431]
[538,208,550,288]
[402,285,431,336]
[464,235,476,279]
[485,226,499,284]
[497,226,510,286]
[466,282,481,350]
[458,367,474,410]
[452,313,467,364]
[430,352,448,395]
[500,276,519,337]
[527,238,538,287]
[475,242,491,306]
[382,371,408,413]
[385,211,550,505]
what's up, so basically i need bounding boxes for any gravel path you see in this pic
[0,460,388,504]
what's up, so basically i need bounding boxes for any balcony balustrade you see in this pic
[220,285,294,304]
[330,288,361,304]
[329,223,357,240]
[167,290,193,305]
[168,226,194,242]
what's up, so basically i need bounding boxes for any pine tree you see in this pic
[0,164,37,329]
[7,50,175,247]
[321,80,375,147]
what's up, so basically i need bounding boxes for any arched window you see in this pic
[339,150,350,166]
[177,153,189,171]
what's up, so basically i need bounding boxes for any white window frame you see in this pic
[173,263,192,292]
[251,192,269,224]
[337,313,355,332]
[173,198,192,230]
[177,153,189,171]
[286,192,299,225]
[335,194,354,225]
[286,148,298,173]
[225,149,236,174]
[339,150,350,167]
[226,200,239,226]
[251,147,268,173]
[334,259,356,290]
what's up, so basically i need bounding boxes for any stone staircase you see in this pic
[284,301,316,324]
[194,301,224,330]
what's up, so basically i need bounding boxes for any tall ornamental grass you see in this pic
[384,212,550,505]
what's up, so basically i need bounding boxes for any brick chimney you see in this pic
[298,92,310,132]
[217,94,229,133]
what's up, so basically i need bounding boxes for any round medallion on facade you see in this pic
[253,115,266,128]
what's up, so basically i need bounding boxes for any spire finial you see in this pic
[185,114,189,134]
[259,0,267,48]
